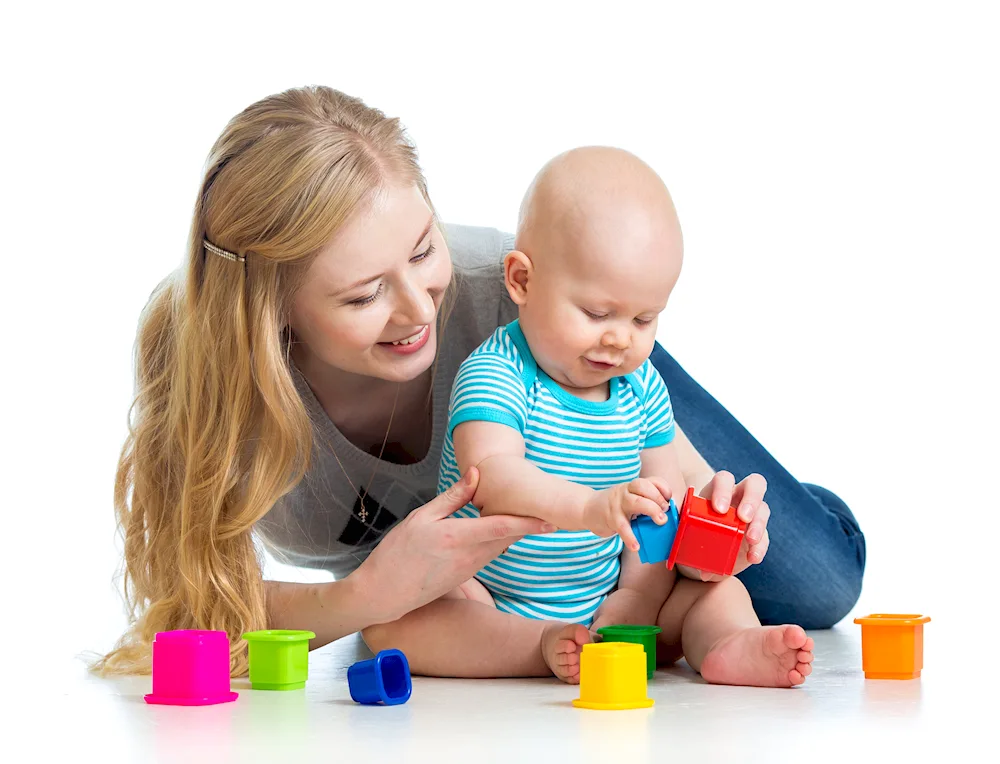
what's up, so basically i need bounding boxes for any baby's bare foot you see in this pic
[700,625,814,688]
[541,623,593,684]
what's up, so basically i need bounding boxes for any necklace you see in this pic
[329,382,401,525]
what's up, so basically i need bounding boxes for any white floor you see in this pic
[24,620,989,763]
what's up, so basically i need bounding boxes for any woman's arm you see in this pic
[265,577,376,649]
[265,467,551,647]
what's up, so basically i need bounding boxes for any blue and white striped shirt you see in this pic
[438,320,676,625]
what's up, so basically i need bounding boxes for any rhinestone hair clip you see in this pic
[204,239,246,263]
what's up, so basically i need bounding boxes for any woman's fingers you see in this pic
[703,471,735,514]
[466,514,554,545]
[747,529,770,564]
[746,500,770,544]
[733,473,768,522]
[419,467,480,520]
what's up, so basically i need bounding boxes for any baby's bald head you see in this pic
[504,148,684,392]
[516,146,682,274]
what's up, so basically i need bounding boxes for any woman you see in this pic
[96,86,865,676]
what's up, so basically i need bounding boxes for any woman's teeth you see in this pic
[390,328,426,345]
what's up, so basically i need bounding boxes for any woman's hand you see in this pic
[677,470,771,582]
[351,467,553,624]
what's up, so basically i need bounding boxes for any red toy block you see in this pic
[666,487,748,577]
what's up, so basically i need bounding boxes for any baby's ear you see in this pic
[503,250,532,305]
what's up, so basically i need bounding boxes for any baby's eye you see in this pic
[634,317,654,327]
[582,309,607,320]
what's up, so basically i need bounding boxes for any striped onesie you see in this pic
[438,319,676,626]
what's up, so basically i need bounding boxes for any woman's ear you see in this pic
[503,250,532,305]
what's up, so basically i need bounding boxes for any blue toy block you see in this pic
[631,498,680,564]
[348,649,412,705]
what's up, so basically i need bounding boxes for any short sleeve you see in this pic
[447,344,529,438]
[637,359,676,449]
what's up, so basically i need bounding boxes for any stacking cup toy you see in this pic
[596,624,662,679]
[853,614,931,679]
[348,649,412,705]
[572,642,653,710]
[144,630,238,706]
[631,498,680,565]
[242,630,316,690]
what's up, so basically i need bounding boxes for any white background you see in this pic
[2,0,996,684]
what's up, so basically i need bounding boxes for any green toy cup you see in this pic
[596,624,662,679]
[242,630,316,690]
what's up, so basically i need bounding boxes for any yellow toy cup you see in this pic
[572,642,653,710]
[853,614,931,679]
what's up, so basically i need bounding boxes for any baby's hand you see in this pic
[583,477,673,551]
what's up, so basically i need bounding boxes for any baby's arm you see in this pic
[454,420,669,544]
[454,419,591,529]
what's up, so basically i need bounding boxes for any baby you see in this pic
[375,147,814,688]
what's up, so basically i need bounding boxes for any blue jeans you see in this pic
[649,343,866,629]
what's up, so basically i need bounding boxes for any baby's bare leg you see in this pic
[363,579,589,680]
[654,576,815,687]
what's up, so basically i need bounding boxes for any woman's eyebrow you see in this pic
[333,217,435,296]
[412,217,434,250]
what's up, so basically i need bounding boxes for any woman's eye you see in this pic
[349,283,384,306]
[411,243,436,263]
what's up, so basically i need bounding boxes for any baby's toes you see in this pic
[788,668,806,686]
[557,644,582,666]
[569,624,592,647]
[781,625,808,651]
[797,649,814,665]
[797,661,813,677]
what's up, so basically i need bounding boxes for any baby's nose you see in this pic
[602,327,631,349]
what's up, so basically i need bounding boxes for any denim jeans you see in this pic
[649,343,866,629]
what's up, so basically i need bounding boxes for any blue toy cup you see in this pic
[347,649,412,705]
[631,498,680,564]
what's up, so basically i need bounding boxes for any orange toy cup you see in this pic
[853,614,931,679]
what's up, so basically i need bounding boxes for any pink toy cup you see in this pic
[144,630,239,706]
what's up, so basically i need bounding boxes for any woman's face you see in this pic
[289,183,452,384]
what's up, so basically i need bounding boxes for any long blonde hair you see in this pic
[95,86,437,676]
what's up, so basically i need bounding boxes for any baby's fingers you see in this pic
[642,476,675,507]
[617,519,641,553]
[625,491,668,525]
[628,478,670,508]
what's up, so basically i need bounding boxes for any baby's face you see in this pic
[515,221,682,393]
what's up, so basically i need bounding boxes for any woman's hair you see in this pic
[94,86,445,676]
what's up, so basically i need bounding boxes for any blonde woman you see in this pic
[96,86,865,677]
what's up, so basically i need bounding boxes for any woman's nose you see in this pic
[395,277,437,326]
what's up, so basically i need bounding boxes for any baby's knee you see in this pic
[716,574,751,602]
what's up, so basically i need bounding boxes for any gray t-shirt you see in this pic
[255,224,519,579]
